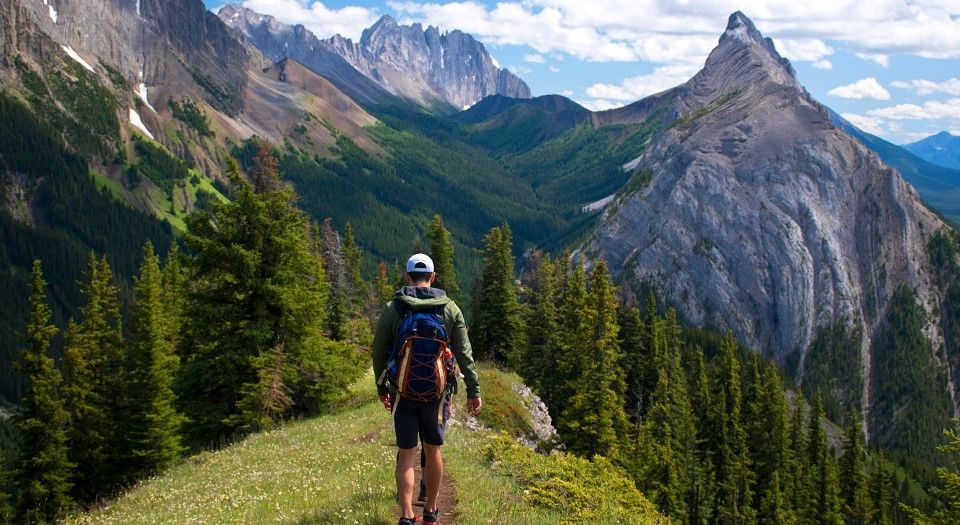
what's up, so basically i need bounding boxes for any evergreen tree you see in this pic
[758,472,796,525]
[746,358,790,508]
[805,391,844,525]
[868,449,892,525]
[687,346,716,525]
[321,217,350,341]
[709,332,756,525]
[903,419,960,525]
[518,253,560,404]
[553,260,589,412]
[14,261,73,523]
[125,241,186,478]
[471,223,525,365]
[0,453,10,524]
[839,409,870,525]
[560,261,628,461]
[426,215,461,301]
[176,146,355,447]
[61,253,126,501]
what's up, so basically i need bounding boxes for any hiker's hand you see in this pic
[379,394,392,411]
[467,397,482,416]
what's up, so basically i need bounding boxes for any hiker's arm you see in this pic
[371,302,396,396]
[447,303,481,399]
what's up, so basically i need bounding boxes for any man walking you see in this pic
[373,253,482,525]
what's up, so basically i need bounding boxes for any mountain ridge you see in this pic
[580,12,955,448]
[219,5,531,112]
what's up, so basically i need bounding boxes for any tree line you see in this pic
[0,141,956,523]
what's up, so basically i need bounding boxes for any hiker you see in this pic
[373,253,482,525]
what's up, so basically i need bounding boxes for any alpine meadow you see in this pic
[2,1,960,524]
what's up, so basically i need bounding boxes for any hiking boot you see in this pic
[398,517,418,525]
[417,480,427,502]
[423,507,440,525]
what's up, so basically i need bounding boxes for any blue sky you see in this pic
[206,0,960,145]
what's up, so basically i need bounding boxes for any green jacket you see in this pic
[372,286,481,399]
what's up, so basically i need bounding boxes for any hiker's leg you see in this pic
[396,447,419,518]
[392,395,419,520]
[422,443,443,512]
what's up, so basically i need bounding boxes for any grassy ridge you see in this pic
[65,366,668,524]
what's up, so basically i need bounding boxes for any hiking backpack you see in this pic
[384,303,455,402]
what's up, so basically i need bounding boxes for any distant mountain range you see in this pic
[903,131,960,170]
[218,5,531,112]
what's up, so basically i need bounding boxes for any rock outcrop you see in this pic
[581,12,951,417]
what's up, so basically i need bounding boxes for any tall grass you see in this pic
[65,366,668,524]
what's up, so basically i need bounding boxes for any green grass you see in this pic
[65,365,669,524]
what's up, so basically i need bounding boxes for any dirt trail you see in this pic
[407,465,458,524]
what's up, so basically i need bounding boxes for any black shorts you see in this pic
[390,393,451,449]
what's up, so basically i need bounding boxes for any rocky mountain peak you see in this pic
[686,10,802,106]
[221,6,531,111]
[582,11,951,428]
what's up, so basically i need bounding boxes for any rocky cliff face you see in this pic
[581,13,951,417]
[219,6,531,111]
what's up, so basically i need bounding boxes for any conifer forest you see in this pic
[2,142,960,524]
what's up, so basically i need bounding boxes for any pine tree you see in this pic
[839,409,870,525]
[176,147,352,447]
[868,449,892,525]
[471,223,525,366]
[560,261,629,461]
[426,215,461,301]
[746,358,790,508]
[125,241,186,478]
[0,453,10,524]
[61,253,126,501]
[758,472,796,525]
[686,346,715,525]
[321,217,350,341]
[903,419,960,525]
[805,391,844,525]
[518,253,560,404]
[709,332,756,525]
[14,261,73,524]
[553,260,589,412]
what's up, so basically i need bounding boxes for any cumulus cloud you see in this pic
[840,113,885,135]
[524,53,546,63]
[890,78,960,96]
[239,0,380,39]
[867,98,960,120]
[583,64,699,103]
[827,78,891,100]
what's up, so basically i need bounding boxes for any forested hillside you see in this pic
[2,147,957,524]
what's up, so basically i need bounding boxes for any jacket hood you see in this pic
[394,286,451,309]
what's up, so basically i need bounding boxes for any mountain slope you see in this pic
[903,131,960,170]
[831,114,960,225]
[581,12,955,452]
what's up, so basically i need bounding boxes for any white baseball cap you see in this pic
[406,253,435,273]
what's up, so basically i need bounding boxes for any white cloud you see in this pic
[524,53,546,63]
[584,64,699,102]
[840,113,885,135]
[827,77,891,100]
[890,78,960,96]
[549,65,561,73]
[867,98,960,120]
[239,0,381,39]
[812,60,833,70]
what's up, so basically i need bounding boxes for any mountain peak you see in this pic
[691,11,800,99]
[721,11,765,46]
